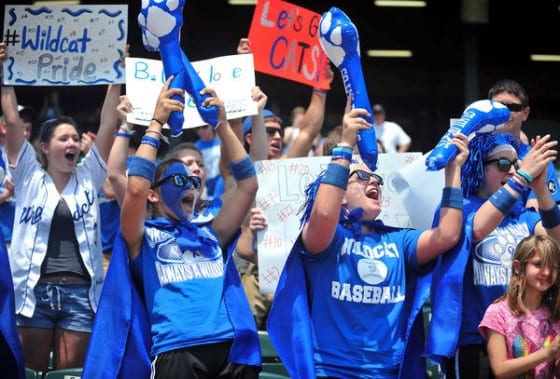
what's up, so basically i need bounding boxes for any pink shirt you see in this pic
[479,300,560,379]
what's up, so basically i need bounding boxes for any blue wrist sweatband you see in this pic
[116,132,132,138]
[320,163,350,190]
[539,205,560,229]
[141,135,160,149]
[331,146,353,161]
[127,156,156,182]
[506,177,526,194]
[489,186,517,215]
[229,155,256,181]
[441,187,463,209]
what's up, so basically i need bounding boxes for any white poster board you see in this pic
[2,5,127,86]
[125,54,258,129]
[255,153,445,294]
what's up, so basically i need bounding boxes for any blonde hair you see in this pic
[504,235,560,321]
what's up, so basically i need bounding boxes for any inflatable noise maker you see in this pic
[425,99,510,171]
[318,7,378,171]
[138,0,219,136]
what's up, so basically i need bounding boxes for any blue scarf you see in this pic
[83,220,260,379]
[0,232,25,379]
[267,211,430,378]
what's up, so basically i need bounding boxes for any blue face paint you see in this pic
[158,162,199,221]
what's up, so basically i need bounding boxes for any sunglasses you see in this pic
[152,174,202,190]
[484,158,519,173]
[265,127,284,138]
[501,102,525,113]
[349,169,384,185]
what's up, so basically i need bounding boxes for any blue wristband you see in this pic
[116,132,132,138]
[516,168,534,184]
[141,135,160,149]
[489,186,517,215]
[127,156,156,182]
[506,177,526,194]
[331,146,353,161]
[441,187,463,209]
[229,155,256,181]
[539,205,560,229]
[320,163,350,190]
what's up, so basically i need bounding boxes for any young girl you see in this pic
[479,235,560,378]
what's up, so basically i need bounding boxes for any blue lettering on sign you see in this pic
[21,25,91,53]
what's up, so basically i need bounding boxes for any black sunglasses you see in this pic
[265,127,284,138]
[349,169,384,185]
[484,158,519,173]
[501,102,525,113]
[152,174,202,190]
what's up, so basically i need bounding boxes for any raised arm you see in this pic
[120,78,184,259]
[285,66,333,158]
[0,42,25,164]
[301,99,369,254]
[211,88,258,247]
[416,133,468,265]
[529,135,560,240]
[94,84,121,162]
[107,95,135,206]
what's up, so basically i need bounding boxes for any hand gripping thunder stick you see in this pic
[425,99,510,171]
[319,7,378,170]
[138,0,219,136]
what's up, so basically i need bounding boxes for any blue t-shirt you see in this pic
[459,196,540,346]
[130,223,234,356]
[301,224,423,378]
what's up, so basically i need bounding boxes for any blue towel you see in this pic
[0,232,25,379]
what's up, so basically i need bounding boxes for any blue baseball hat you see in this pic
[243,109,278,135]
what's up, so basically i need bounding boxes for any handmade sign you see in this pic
[125,54,257,128]
[248,0,330,89]
[2,4,127,86]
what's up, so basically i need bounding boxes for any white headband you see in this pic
[489,144,516,157]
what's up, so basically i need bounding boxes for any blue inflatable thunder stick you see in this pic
[425,99,510,171]
[138,0,219,136]
[318,7,378,171]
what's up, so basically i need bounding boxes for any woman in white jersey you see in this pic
[0,42,116,372]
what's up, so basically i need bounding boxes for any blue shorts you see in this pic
[16,280,94,333]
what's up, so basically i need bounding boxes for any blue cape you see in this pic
[0,232,25,379]
[425,211,474,364]
[83,227,261,379]
[267,231,431,379]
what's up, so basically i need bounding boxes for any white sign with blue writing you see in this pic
[2,4,127,86]
[125,54,258,129]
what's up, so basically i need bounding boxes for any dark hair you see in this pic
[37,116,80,169]
[39,116,79,144]
[488,79,529,107]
